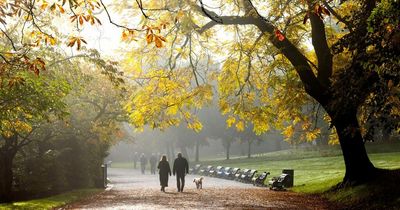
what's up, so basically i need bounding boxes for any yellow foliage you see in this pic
[305,128,321,142]
[226,116,236,128]
[187,118,203,133]
[328,128,340,145]
[282,125,294,140]
[235,120,245,131]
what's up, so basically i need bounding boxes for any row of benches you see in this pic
[189,164,293,190]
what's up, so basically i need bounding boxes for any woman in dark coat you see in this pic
[157,155,171,192]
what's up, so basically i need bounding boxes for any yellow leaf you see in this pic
[41,1,48,10]
[57,4,65,13]
[154,36,163,48]
[236,121,245,131]
[49,37,56,45]
[146,34,154,44]
[166,105,178,115]
[226,116,236,128]
[282,125,294,139]
[79,16,84,25]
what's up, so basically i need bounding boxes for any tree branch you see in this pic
[99,0,142,31]
[308,11,333,87]
[322,1,353,32]
[196,3,329,104]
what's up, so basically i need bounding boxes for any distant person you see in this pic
[173,152,189,192]
[150,153,157,175]
[140,153,147,174]
[133,152,139,169]
[157,155,171,192]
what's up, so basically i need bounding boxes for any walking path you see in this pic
[61,168,340,209]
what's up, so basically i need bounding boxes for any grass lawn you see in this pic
[0,188,102,210]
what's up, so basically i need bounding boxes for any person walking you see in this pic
[150,153,157,175]
[172,152,189,192]
[157,155,171,192]
[140,153,147,174]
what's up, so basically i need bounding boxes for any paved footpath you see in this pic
[61,168,341,210]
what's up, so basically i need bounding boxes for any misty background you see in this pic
[107,106,292,163]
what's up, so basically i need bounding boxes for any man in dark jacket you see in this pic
[173,152,189,192]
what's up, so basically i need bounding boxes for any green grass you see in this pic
[0,189,102,210]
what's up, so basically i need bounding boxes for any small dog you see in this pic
[193,177,204,189]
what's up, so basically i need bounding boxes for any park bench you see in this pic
[269,173,291,190]
[218,167,231,178]
[227,167,240,180]
[252,172,270,187]
[199,165,214,176]
[243,169,258,183]
[189,164,202,174]
[209,166,223,177]
[237,169,250,182]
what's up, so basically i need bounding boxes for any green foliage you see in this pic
[0,189,101,210]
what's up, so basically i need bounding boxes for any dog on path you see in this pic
[193,177,203,189]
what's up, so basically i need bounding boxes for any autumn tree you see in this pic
[120,0,399,185]
[0,70,70,202]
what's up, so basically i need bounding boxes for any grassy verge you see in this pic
[0,188,102,210]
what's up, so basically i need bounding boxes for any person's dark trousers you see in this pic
[176,174,185,192]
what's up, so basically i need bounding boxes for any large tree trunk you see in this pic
[0,151,15,203]
[331,109,376,184]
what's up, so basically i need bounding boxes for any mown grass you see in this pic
[0,188,102,210]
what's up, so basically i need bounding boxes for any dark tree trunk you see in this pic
[0,151,15,203]
[226,142,230,160]
[195,139,199,162]
[247,140,251,158]
[330,108,376,184]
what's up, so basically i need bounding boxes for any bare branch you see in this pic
[99,0,142,31]
[0,28,17,51]
[199,0,223,23]
[135,0,154,20]
[322,1,353,32]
